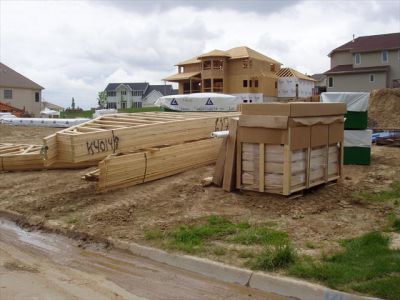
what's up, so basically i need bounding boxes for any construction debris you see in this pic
[214,103,346,196]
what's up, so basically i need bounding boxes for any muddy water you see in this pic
[0,219,287,300]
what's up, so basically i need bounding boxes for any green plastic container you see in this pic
[344,111,368,130]
[343,147,371,165]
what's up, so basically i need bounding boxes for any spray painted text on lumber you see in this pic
[86,136,119,155]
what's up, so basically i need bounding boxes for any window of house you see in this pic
[107,91,116,97]
[255,80,259,88]
[382,50,389,63]
[35,92,40,102]
[270,64,275,72]
[369,74,375,82]
[203,60,211,70]
[4,89,12,99]
[203,79,211,92]
[328,77,334,88]
[355,53,361,65]
[249,80,252,88]
[243,80,248,87]
[213,79,223,92]
[213,59,223,70]
[121,90,127,95]
[242,59,249,69]
[275,81,277,89]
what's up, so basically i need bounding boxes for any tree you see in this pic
[71,97,76,110]
[97,91,107,108]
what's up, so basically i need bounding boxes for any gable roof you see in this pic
[105,82,149,91]
[143,84,175,98]
[198,49,231,58]
[329,32,400,56]
[275,68,316,81]
[226,46,282,65]
[176,46,282,66]
[311,73,326,82]
[0,62,44,90]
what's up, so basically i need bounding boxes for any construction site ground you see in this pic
[1,125,400,284]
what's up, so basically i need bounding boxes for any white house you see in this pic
[104,82,177,109]
[276,68,316,99]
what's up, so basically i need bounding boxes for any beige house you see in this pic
[324,33,400,92]
[0,62,43,117]
[164,46,282,102]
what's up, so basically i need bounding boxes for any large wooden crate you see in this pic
[236,103,345,195]
[43,112,238,166]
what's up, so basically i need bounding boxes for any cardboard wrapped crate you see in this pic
[236,103,345,195]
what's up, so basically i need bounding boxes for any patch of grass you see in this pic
[66,215,79,224]
[351,275,400,300]
[118,107,161,113]
[145,216,289,256]
[145,229,164,240]
[305,242,316,249]
[237,250,255,259]
[388,213,400,233]
[250,245,297,271]
[289,232,400,299]
[212,246,226,256]
[60,110,93,118]
[357,181,400,203]
[230,227,288,246]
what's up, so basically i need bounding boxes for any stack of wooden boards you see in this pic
[213,103,346,196]
[0,143,95,171]
[52,111,239,191]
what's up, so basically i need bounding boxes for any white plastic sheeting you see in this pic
[40,107,60,117]
[344,130,372,147]
[211,130,229,138]
[155,93,239,111]
[321,92,369,112]
[1,117,90,128]
[93,109,118,118]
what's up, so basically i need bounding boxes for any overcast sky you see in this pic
[1,0,399,109]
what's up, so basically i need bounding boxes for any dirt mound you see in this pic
[369,88,400,128]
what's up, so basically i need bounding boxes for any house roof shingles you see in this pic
[105,82,149,91]
[324,64,390,75]
[143,85,175,98]
[0,62,44,90]
[329,32,400,55]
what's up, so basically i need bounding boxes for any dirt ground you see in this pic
[1,125,400,266]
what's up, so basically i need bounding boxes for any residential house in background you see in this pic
[311,73,327,94]
[275,68,316,99]
[0,62,44,117]
[164,46,282,102]
[324,32,400,92]
[104,82,176,109]
[41,100,65,112]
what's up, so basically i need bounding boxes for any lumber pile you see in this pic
[82,138,222,192]
[213,103,346,196]
[0,143,97,171]
[43,111,238,166]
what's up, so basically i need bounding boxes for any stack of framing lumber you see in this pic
[0,143,44,171]
[82,138,222,192]
[213,103,346,196]
[44,111,238,166]
[0,143,97,171]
